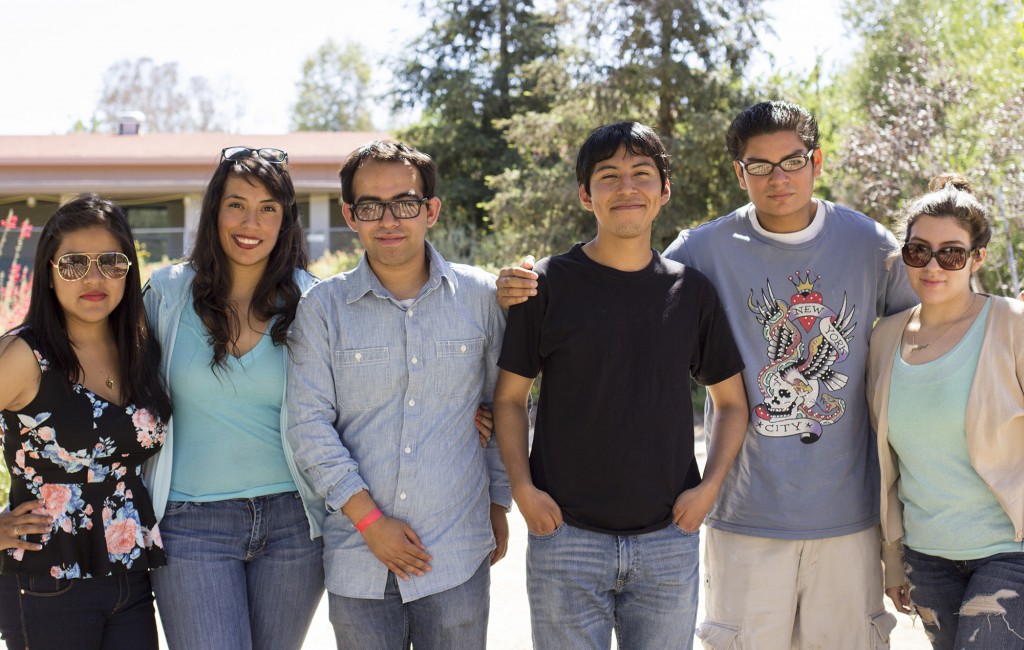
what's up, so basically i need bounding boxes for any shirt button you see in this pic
[407,310,414,318]
[354,352,362,361]
[400,492,407,500]
[408,399,415,407]
[404,446,411,453]
[460,344,467,353]
[1017,530,1024,542]
[411,357,418,365]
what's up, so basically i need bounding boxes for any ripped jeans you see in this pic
[904,547,1024,650]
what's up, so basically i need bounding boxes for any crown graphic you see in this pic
[788,270,820,293]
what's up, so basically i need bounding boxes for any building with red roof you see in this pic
[0,131,387,262]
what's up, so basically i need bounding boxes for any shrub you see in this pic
[0,211,33,335]
[0,211,33,504]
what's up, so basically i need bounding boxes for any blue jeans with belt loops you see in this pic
[151,492,324,650]
[527,521,700,650]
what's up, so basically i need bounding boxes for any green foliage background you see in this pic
[380,0,1023,294]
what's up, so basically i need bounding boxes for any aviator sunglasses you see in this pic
[51,252,132,281]
[901,242,977,271]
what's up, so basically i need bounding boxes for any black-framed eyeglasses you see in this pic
[901,243,977,271]
[51,252,132,281]
[220,146,288,164]
[351,198,430,222]
[736,149,816,176]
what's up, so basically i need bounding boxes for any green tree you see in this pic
[483,0,769,261]
[93,58,242,132]
[291,40,375,132]
[830,0,1024,295]
[581,0,764,136]
[395,0,561,236]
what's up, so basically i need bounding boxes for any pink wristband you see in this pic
[355,507,383,533]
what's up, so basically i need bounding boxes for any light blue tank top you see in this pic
[167,306,297,501]
[888,299,1020,559]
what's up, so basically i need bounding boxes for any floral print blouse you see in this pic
[0,328,167,578]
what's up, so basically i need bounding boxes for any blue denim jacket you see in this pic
[142,263,325,538]
[286,244,511,602]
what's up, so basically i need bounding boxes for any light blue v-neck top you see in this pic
[167,306,297,501]
[888,300,1019,559]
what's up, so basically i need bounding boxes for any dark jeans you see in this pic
[904,546,1024,650]
[0,570,157,650]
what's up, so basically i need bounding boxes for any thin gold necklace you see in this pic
[908,294,978,354]
[79,349,116,390]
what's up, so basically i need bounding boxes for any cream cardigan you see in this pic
[866,295,1024,589]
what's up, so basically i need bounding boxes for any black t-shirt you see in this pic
[499,244,743,534]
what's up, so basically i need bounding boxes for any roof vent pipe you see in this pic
[117,112,146,135]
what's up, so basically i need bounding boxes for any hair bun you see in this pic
[928,173,974,195]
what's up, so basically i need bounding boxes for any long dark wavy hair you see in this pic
[21,194,172,419]
[189,154,308,368]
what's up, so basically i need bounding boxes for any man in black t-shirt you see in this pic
[492,122,749,649]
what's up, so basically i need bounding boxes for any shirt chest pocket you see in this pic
[433,338,486,401]
[335,347,392,410]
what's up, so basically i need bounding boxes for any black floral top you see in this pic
[0,328,166,578]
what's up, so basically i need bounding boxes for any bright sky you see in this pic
[0,0,853,135]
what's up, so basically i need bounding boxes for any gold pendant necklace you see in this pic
[908,294,977,353]
[78,348,116,390]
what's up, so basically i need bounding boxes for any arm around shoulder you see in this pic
[496,256,539,309]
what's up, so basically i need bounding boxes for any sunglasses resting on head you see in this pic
[220,146,288,164]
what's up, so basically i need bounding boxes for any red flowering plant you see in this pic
[1,210,32,503]
[0,210,33,335]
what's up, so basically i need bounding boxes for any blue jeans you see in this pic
[328,556,490,650]
[0,570,157,650]
[904,547,1024,650]
[527,522,700,650]
[151,492,324,650]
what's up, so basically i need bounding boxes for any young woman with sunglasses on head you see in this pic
[0,195,172,648]
[867,174,1024,649]
[143,147,325,650]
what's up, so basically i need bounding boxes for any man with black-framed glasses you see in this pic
[286,139,510,649]
[663,101,918,648]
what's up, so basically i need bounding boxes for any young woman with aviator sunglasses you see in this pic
[0,195,172,648]
[866,174,1024,649]
[143,147,325,650]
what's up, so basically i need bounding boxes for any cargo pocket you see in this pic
[696,621,741,649]
[868,609,897,649]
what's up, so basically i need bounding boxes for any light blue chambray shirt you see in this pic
[286,243,510,602]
